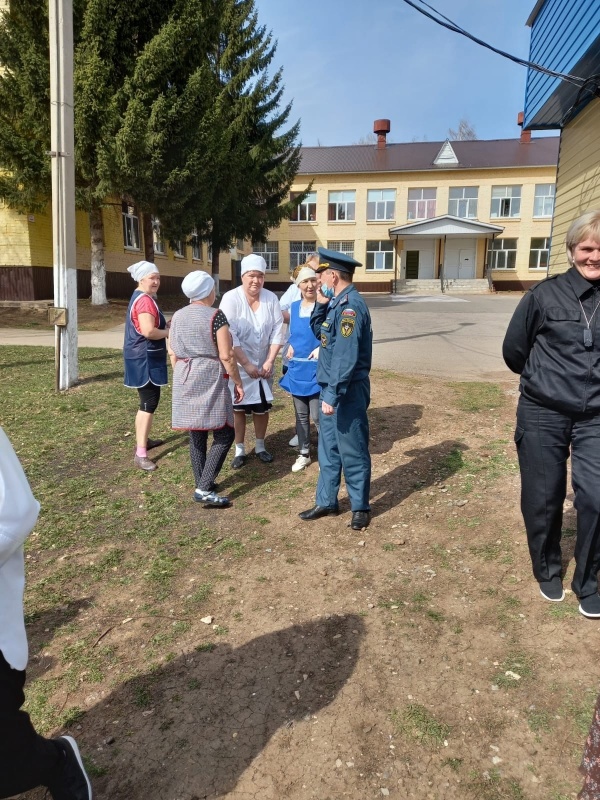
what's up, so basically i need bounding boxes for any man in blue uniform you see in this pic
[299,247,373,530]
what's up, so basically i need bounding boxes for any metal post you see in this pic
[49,0,78,390]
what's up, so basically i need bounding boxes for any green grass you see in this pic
[450,382,505,413]
[391,704,450,748]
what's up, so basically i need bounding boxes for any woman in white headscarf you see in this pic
[124,260,169,471]
[168,271,244,507]
[219,254,284,468]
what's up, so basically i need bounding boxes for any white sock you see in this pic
[235,443,246,457]
[255,438,266,453]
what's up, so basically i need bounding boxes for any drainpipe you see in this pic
[439,236,446,293]
[393,237,398,293]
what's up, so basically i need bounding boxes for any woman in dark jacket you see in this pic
[503,209,600,617]
[124,260,169,471]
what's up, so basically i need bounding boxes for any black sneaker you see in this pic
[231,455,247,469]
[539,577,564,602]
[579,593,600,618]
[47,735,92,799]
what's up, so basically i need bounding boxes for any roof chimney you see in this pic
[517,111,531,143]
[373,118,391,150]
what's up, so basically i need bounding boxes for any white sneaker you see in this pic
[289,434,299,447]
[292,454,311,472]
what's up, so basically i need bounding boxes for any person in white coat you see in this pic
[220,254,284,468]
[0,427,92,799]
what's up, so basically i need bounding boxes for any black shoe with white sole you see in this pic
[47,735,93,800]
[539,577,564,602]
[579,593,600,618]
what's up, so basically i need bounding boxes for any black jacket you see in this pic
[503,267,600,413]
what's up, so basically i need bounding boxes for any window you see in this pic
[366,240,394,271]
[207,243,213,263]
[367,189,395,221]
[236,238,244,251]
[448,186,478,218]
[191,232,202,261]
[289,241,316,269]
[407,188,436,220]
[490,186,521,218]
[327,241,354,259]
[487,238,517,270]
[533,184,555,217]
[122,201,140,250]
[173,239,187,258]
[529,237,550,269]
[291,191,317,222]
[328,190,355,222]
[151,217,166,256]
[252,241,279,271]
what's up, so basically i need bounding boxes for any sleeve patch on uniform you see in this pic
[321,333,328,347]
[341,309,356,317]
[341,318,355,337]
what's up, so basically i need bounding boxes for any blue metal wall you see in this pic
[524,0,600,128]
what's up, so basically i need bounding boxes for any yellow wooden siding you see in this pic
[549,98,600,274]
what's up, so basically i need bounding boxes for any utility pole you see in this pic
[49,0,78,390]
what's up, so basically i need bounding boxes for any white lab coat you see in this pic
[220,286,284,405]
[0,427,40,670]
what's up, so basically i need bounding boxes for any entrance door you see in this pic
[444,239,476,279]
[405,251,419,279]
[458,249,475,278]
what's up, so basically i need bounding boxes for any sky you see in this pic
[252,0,550,147]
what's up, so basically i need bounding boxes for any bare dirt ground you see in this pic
[9,356,593,800]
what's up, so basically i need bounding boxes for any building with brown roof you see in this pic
[258,117,559,292]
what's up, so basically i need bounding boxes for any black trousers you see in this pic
[515,395,600,598]
[0,651,62,798]
[189,426,235,491]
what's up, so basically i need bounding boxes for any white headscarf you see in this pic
[295,267,317,286]
[241,253,267,275]
[181,270,215,301]
[127,261,159,282]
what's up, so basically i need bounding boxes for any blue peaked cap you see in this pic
[317,246,362,275]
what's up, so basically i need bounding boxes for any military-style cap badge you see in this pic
[316,247,362,275]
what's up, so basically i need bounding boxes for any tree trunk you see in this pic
[89,206,108,305]
[142,213,154,262]
[211,231,220,295]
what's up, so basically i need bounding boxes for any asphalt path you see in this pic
[0,293,523,381]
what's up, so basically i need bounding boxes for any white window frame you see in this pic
[490,186,521,218]
[407,188,436,220]
[291,191,317,222]
[448,186,478,219]
[151,217,166,256]
[533,184,555,218]
[367,189,395,221]
[487,238,517,270]
[252,241,279,272]
[529,237,550,270]
[327,241,354,259]
[289,240,316,269]
[122,202,140,250]
[173,239,187,259]
[191,231,202,261]
[366,240,394,271]
[328,190,355,222]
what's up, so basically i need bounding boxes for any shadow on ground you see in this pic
[21,614,365,800]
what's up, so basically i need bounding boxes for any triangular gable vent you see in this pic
[433,140,459,166]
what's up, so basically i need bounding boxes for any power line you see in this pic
[401,0,588,90]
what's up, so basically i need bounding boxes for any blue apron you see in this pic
[279,300,319,397]
[124,290,168,388]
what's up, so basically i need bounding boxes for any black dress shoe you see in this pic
[350,511,370,531]
[146,438,164,449]
[256,450,274,463]
[231,455,248,469]
[299,505,339,521]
